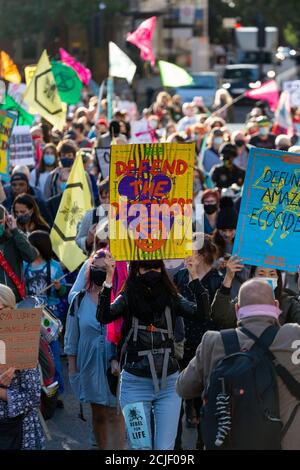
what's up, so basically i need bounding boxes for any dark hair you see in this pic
[0,205,10,240]
[73,122,85,134]
[122,260,178,298]
[13,193,49,232]
[28,230,52,261]
[98,176,109,195]
[211,229,227,258]
[37,143,58,173]
[249,265,283,306]
[109,121,120,138]
[57,139,78,157]
[195,233,218,266]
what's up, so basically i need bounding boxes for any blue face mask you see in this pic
[43,154,56,166]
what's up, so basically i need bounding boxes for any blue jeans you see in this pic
[120,370,182,450]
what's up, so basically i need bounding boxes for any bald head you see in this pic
[238,279,275,307]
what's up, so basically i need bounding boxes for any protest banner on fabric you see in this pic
[0,308,42,371]
[122,402,151,450]
[51,60,83,104]
[283,80,300,107]
[126,16,156,66]
[95,147,110,179]
[59,48,91,86]
[109,143,195,261]
[0,94,34,126]
[10,125,35,167]
[50,152,92,272]
[23,51,66,131]
[130,119,155,144]
[158,60,194,88]
[0,110,17,180]
[233,147,300,272]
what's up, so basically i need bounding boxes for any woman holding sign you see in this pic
[0,284,44,450]
[97,254,210,450]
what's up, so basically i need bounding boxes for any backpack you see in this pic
[39,335,59,420]
[201,325,300,450]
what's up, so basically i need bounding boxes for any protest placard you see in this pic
[283,80,300,107]
[0,308,42,371]
[109,142,194,261]
[0,110,17,180]
[95,147,110,179]
[130,119,155,144]
[10,125,35,167]
[233,147,300,271]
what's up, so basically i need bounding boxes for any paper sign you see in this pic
[122,402,151,450]
[130,119,155,144]
[10,125,35,167]
[95,147,110,179]
[0,308,42,371]
[233,147,300,271]
[109,143,194,261]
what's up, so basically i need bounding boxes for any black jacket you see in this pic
[96,280,210,377]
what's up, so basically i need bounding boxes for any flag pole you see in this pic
[107,76,113,122]
[211,91,246,117]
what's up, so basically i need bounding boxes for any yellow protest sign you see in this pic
[24,65,37,85]
[50,153,92,272]
[0,110,17,180]
[109,143,195,261]
[23,50,66,131]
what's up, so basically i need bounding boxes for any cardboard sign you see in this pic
[109,142,194,261]
[283,80,300,107]
[10,125,35,167]
[95,147,110,179]
[233,147,300,271]
[130,119,155,144]
[122,402,151,450]
[0,308,42,371]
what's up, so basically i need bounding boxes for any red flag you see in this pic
[59,48,91,85]
[245,80,279,111]
[272,91,294,135]
[127,16,156,66]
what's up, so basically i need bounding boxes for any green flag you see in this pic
[51,60,83,105]
[0,94,34,126]
[158,60,194,88]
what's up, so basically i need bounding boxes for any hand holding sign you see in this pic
[0,367,15,387]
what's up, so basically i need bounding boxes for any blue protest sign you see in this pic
[122,402,151,449]
[233,147,300,272]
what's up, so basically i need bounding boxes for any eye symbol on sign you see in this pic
[0,340,6,364]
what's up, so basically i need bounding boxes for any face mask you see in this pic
[204,203,218,215]
[90,267,106,287]
[149,119,158,129]
[213,137,223,146]
[0,224,5,237]
[60,157,74,168]
[43,154,56,166]
[17,213,32,225]
[139,270,162,288]
[235,140,245,148]
[258,277,278,292]
[259,127,269,136]
[61,182,67,192]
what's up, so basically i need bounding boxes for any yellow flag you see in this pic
[24,65,37,85]
[50,153,92,272]
[23,50,66,131]
[0,51,21,84]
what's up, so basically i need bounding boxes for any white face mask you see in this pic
[259,127,269,136]
[258,277,278,292]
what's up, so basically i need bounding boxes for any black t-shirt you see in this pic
[249,133,276,149]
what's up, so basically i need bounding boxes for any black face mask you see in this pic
[235,140,245,148]
[139,270,162,288]
[17,213,32,225]
[90,267,106,287]
[204,204,218,215]
[60,157,74,168]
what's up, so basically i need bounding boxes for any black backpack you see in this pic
[201,325,300,450]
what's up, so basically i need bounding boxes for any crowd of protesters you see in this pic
[0,83,300,451]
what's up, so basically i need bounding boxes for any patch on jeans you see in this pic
[122,402,151,449]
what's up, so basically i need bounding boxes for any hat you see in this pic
[219,143,238,159]
[97,117,108,127]
[10,172,29,184]
[216,197,237,230]
[256,115,270,127]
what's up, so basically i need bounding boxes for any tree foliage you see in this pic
[0,0,129,39]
